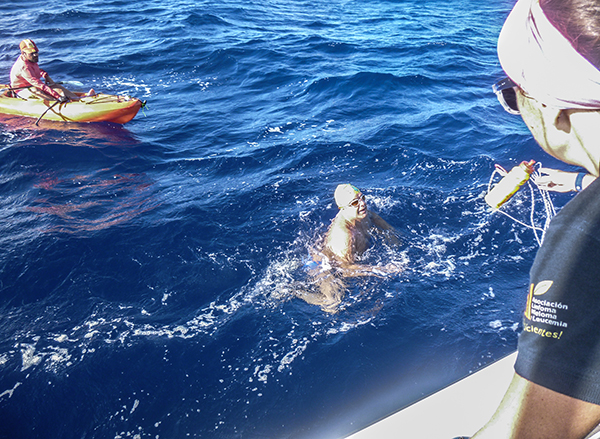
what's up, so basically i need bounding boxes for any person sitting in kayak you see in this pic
[10,39,79,102]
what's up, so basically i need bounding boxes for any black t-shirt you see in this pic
[515,175,600,404]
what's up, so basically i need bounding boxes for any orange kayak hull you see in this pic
[0,88,144,124]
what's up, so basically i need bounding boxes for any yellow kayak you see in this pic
[0,86,144,124]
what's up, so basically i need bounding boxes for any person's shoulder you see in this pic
[326,217,350,239]
[10,56,24,78]
[11,55,24,67]
[325,218,352,254]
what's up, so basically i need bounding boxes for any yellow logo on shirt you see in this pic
[534,280,553,296]
[524,280,553,320]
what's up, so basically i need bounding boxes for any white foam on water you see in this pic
[0,382,22,400]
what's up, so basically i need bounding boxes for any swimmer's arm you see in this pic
[324,229,401,275]
[369,212,402,246]
[338,262,403,278]
[370,211,394,230]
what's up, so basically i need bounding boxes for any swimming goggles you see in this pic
[493,77,520,115]
[349,193,365,207]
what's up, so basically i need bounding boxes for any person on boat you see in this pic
[10,39,79,102]
[466,0,600,438]
[297,184,403,312]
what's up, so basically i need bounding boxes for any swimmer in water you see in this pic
[296,184,403,312]
[324,183,401,270]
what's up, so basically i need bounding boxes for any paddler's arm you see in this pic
[20,65,62,100]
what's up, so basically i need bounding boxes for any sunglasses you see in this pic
[493,77,520,115]
[349,193,365,207]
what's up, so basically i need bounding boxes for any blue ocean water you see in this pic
[0,0,576,438]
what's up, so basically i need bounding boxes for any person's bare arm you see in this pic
[336,261,404,278]
[533,168,596,192]
[472,373,600,439]
[369,212,402,246]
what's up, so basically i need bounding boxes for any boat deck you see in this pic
[345,352,517,439]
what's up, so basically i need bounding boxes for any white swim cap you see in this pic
[334,184,360,208]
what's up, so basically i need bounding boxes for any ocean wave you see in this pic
[0,0,537,436]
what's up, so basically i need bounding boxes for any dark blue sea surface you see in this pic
[0,0,575,438]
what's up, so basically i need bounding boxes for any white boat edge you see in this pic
[344,349,600,439]
[344,351,518,439]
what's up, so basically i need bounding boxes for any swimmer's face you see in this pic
[346,192,367,219]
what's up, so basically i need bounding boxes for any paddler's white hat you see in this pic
[20,39,39,54]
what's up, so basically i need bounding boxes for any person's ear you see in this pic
[554,109,572,134]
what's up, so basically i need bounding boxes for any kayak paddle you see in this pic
[35,100,62,126]
[0,80,84,94]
